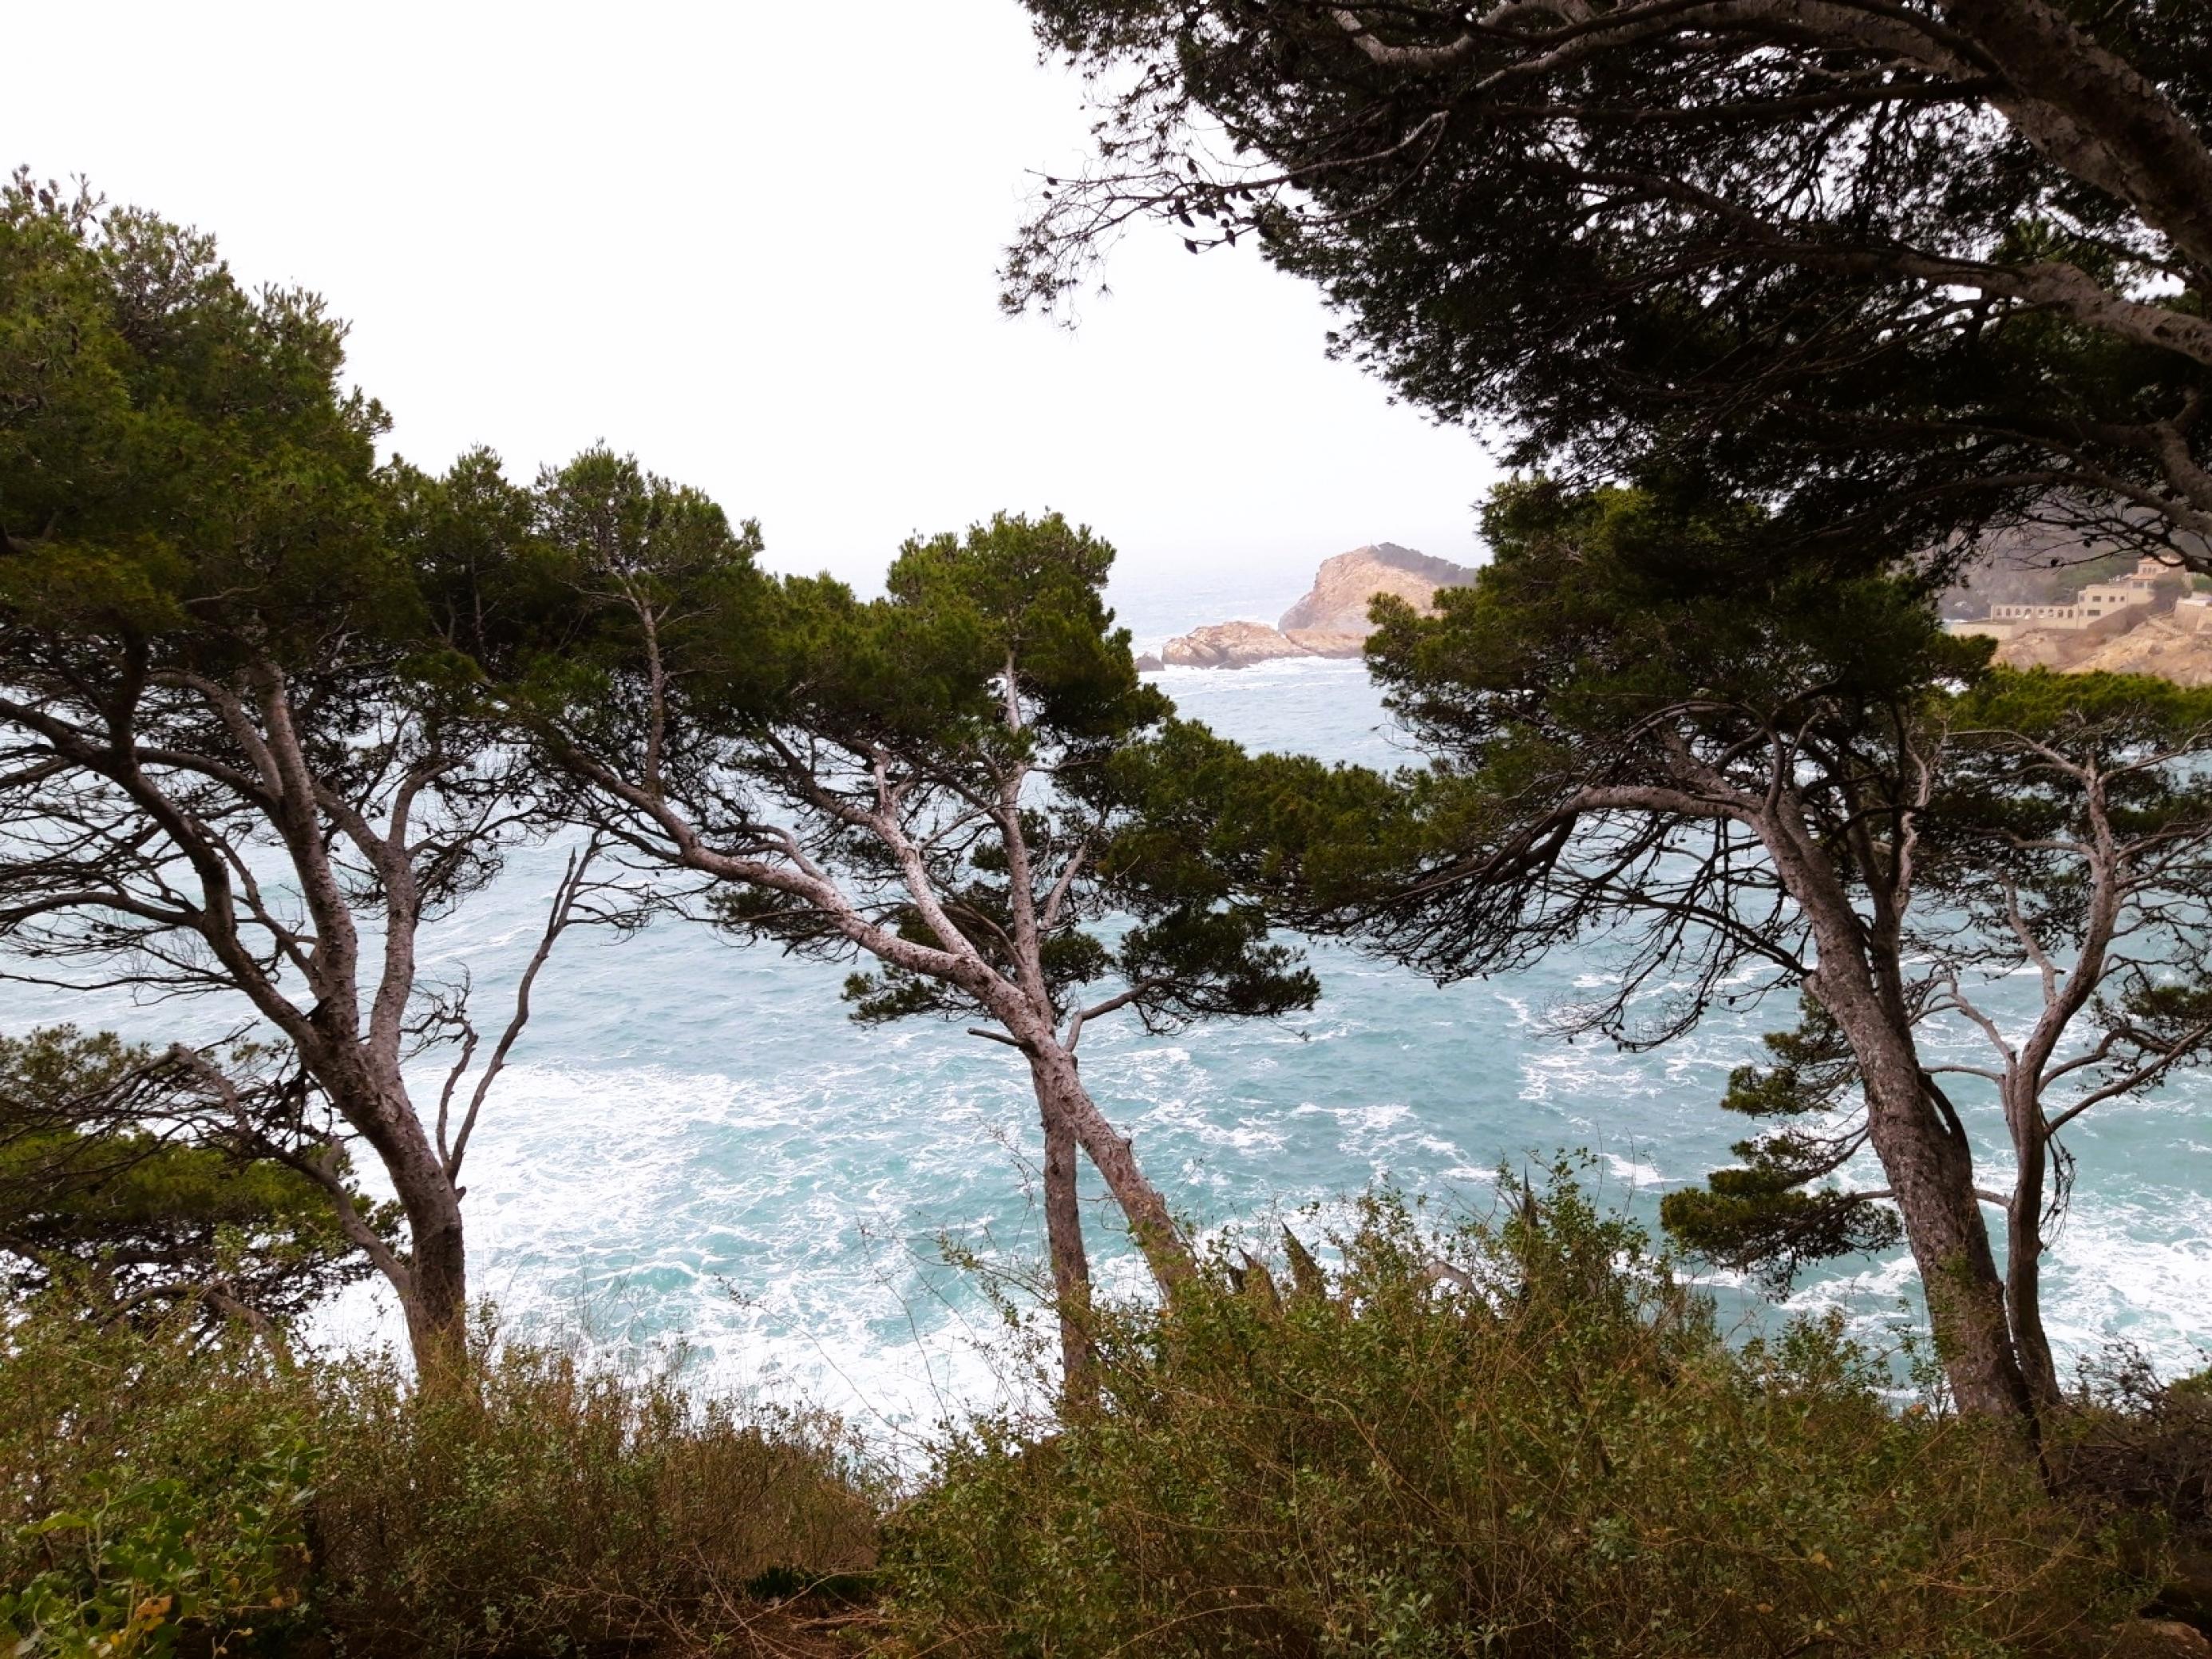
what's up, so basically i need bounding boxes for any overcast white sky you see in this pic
[10,1,1498,596]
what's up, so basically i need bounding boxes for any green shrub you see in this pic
[1,1301,881,1659]
[10,1187,2177,1659]
[881,1175,2150,1658]
[309,1319,882,1658]
[0,1301,317,1659]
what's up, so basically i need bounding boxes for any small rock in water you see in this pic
[1160,621,1314,670]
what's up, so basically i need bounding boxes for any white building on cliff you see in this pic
[1949,556,2177,642]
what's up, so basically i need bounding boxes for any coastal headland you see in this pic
[1138,542,1478,670]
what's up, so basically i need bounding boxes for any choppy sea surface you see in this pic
[6,567,2207,1429]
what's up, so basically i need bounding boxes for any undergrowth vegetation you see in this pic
[0,1307,319,1658]
[6,1178,2206,1658]
[881,1178,2164,1658]
[0,1306,878,1659]
[312,1325,880,1657]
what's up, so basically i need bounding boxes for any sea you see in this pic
[6,562,2207,1435]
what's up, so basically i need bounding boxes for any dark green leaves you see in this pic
[1660,1178,1905,1294]
[1011,5,2212,576]
[0,1027,386,1326]
[1660,1003,1901,1289]
[0,173,398,666]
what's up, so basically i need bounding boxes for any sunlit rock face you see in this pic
[1154,544,1478,670]
[1277,543,1477,636]
[1159,620,1314,670]
[1996,610,2212,687]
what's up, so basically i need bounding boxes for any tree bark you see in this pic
[1937,0,2212,279]
[1025,1038,1196,1293]
[2001,1080,2065,1412]
[400,1183,469,1369]
[1030,1063,1098,1407]
[342,1075,471,1367]
[1755,801,2036,1419]
[1802,960,2035,1419]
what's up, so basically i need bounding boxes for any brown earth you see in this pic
[1992,612,2212,687]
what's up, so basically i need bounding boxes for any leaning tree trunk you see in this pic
[1024,1039,1196,1293]
[1874,1078,2033,1419]
[1765,814,2036,1421]
[1028,1065,1098,1407]
[1808,966,2036,1419]
[341,1074,473,1372]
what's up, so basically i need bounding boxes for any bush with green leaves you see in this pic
[1,1299,883,1659]
[882,1174,2150,1658]
[0,1302,317,1659]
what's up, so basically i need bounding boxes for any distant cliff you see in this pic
[1992,608,2212,686]
[1279,544,1478,633]
[1150,544,1478,671]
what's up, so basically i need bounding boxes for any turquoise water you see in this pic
[6,572,2207,1429]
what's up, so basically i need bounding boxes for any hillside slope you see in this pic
[1994,612,2212,687]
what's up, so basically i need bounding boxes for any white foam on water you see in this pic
[1602,1152,1664,1190]
[2037,1189,2212,1371]
[9,626,2210,1418]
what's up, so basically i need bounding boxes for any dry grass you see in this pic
[309,1326,882,1659]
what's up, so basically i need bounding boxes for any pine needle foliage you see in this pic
[0,1027,388,1327]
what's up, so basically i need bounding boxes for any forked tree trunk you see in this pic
[1806,966,2036,1419]
[2001,1081,2065,1412]
[1767,809,2037,1423]
[1029,1069,1097,1406]
[1024,1039,1195,1293]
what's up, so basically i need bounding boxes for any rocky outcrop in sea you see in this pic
[1150,543,1477,670]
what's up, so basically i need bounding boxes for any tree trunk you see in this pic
[1759,800,2036,1422]
[1027,1041,1196,1291]
[336,1071,471,1372]
[402,1191,470,1372]
[2004,1203,2062,1412]
[1808,968,2036,1418]
[1875,1083,2032,1419]
[2002,1083,2064,1412]
[1030,1069,1097,1408]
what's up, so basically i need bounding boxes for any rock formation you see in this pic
[1151,544,1478,670]
[1943,542,2212,685]
[1280,629,1368,658]
[1160,621,1316,670]
[1279,544,1477,634]
[1992,608,2212,687]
